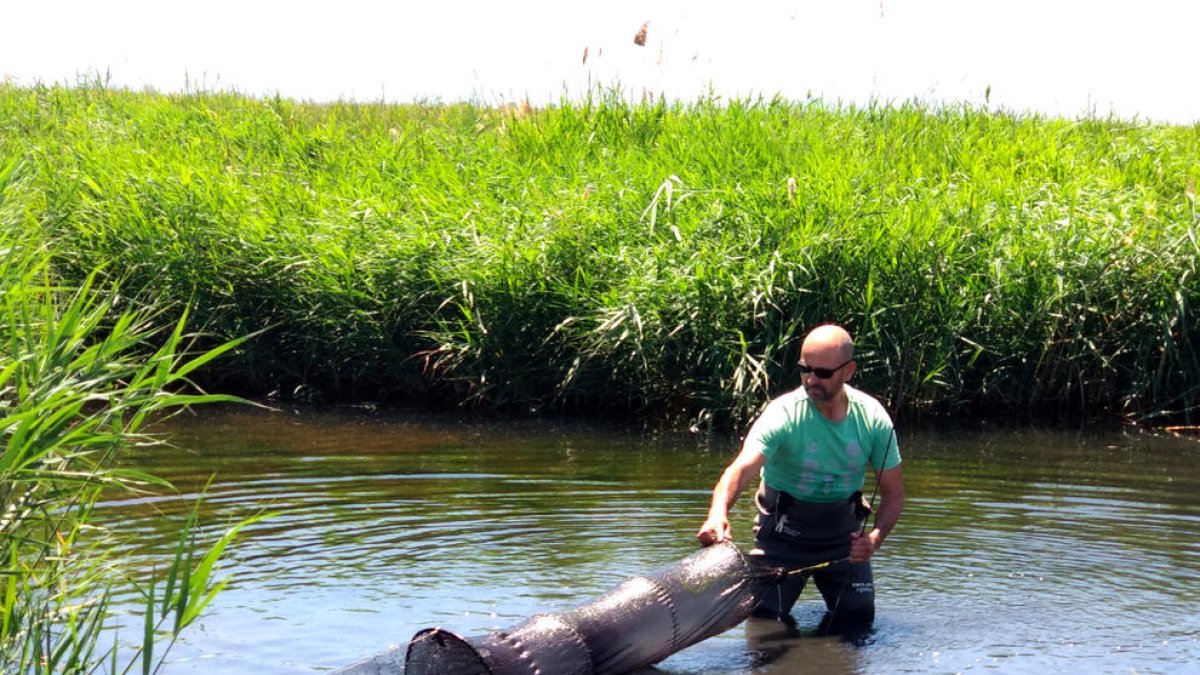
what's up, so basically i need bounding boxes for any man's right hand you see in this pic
[696,515,731,546]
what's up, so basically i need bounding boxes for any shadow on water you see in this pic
[95,405,1200,674]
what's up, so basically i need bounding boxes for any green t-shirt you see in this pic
[743,384,900,503]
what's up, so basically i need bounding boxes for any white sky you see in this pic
[3,0,1197,123]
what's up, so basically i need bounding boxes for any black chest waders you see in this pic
[748,485,875,630]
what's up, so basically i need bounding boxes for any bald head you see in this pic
[802,324,854,362]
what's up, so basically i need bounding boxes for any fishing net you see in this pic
[386,541,776,675]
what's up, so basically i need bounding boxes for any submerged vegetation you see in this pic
[1,83,1198,427]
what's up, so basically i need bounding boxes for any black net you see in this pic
[400,541,774,675]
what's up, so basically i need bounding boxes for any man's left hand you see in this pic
[849,528,882,564]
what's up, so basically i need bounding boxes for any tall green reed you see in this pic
[0,155,257,673]
[7,82,1199,427]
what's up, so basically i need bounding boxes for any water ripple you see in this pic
[90,415,1200,674]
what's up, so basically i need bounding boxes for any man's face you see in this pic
[799,345,853,402]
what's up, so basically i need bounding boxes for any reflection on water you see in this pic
[97,406,1200,674]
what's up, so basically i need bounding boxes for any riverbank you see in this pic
[3,83,1198,426]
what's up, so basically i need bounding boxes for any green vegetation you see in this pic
[2,82,1198,426]
[0,158,255,672]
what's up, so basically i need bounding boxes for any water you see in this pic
[98,405,1200,674]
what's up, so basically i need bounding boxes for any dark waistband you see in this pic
[759,484,860,518]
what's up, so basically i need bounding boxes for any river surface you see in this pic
[98,405,1200,674]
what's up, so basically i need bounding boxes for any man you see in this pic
[696,324,904,634]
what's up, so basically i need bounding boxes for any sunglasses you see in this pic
[798,359,852,379]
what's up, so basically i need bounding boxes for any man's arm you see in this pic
[696,445,767,546]
[849,464,904,563]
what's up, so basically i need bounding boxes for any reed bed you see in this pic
[3,83,1198,426]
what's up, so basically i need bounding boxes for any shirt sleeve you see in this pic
[741,397,789,459]
[870,418,901,471]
